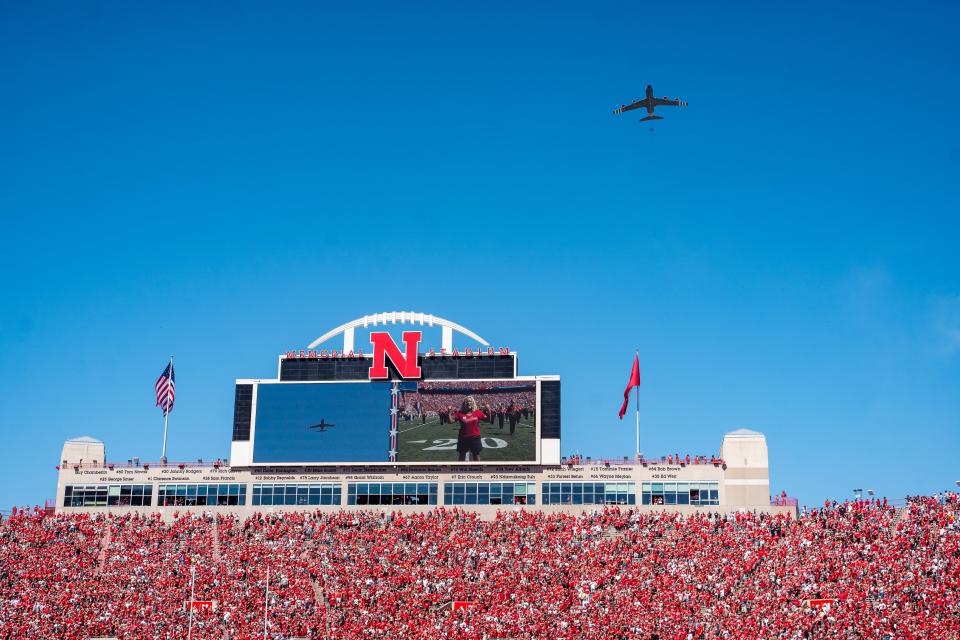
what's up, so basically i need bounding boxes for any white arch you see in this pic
[308,311,489,353]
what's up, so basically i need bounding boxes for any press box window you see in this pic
[157,483,247,507]
[443,482,536,505]
[641,481,719,506]
[347,482,437,506]
[63,484,153,508]
[252,483,342,506]
[541,482,636,505]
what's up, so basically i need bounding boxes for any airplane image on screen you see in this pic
[306,418,336,433]
[613,85,688,122]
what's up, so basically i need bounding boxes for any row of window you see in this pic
[641,482,720,506]
[64,484,153,507]
[541,482,638,505]
[64,481,722,508]
[252,483,342,506]
[347,482,439,506]
[444,482,537,505]
[157,484,247,506]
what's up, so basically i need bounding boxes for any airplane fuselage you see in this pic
[612,84,685,124]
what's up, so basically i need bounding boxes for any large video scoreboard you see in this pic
[242,378,547,465]
[230,320,560,467]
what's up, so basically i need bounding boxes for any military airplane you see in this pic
[306,418,336,433]
[613,85,687,122]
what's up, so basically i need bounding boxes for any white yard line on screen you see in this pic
[398,422,437,434]
[399,417,534,435]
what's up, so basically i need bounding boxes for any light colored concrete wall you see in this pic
[720,430,771,508]
[54,430,793,517]
[720,434,769,470]
[60,438,106,465]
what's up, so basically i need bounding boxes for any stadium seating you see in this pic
[1,496,957,639]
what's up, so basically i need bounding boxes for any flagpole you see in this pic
[187,564,196,640]
[263,566,270,639]
[635,350,640,460]
[161,355,172,464]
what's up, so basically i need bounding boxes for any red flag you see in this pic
[618,354,640,419]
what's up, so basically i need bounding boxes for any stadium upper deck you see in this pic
[53,313,796,517]
[55,429,793,517]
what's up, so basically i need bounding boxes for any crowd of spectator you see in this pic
[562,454,726,467]
[403,392,535,418]
[1,497,958,639]
[400,392,535,431]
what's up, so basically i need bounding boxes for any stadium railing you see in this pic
[561,455,726,468]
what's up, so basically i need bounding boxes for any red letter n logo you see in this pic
[368,331,422,379]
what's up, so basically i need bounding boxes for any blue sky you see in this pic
[1,1,958,509]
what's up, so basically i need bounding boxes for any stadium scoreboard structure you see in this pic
[230,312,561,467]
[237,378,552,465]
[54,312,795,517]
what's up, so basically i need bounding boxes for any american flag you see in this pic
[155,360,175,416]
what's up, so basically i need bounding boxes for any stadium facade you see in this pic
[55,312,795,517]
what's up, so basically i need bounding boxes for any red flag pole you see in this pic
[618,353,641,457]
[635,350,640,460]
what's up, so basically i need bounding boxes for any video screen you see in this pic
[250,380,538,464]
[397,381,537,463]
[252,382,391,463]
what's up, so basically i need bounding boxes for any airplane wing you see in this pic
[613,98,650,115]
[651,97,688,107]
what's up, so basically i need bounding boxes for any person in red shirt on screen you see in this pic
[454,396,487,461]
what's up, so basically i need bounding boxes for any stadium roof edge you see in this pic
[724,428,764,437]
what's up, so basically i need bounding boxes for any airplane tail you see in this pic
[639,115,663,122]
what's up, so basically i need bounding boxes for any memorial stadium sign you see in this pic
[285,311,511,380]
[284,343,511,360]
